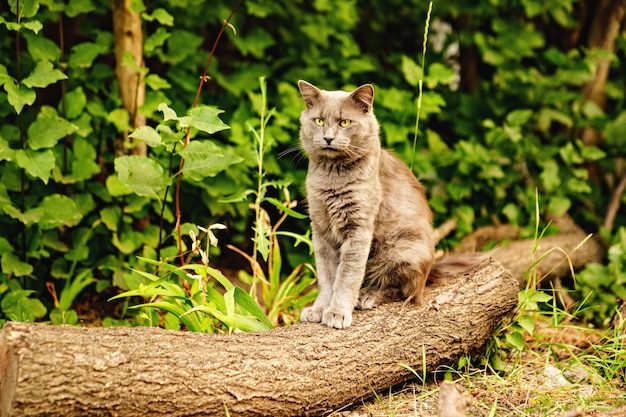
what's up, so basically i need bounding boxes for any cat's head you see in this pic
[297,80,380,161]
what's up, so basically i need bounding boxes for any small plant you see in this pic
[111,223,273,333]
[575,226,626,326]
[222,77,316,326]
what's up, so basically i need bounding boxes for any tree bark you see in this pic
[112,0,147,157]
[0,258,516,417]
[455,215,605,286]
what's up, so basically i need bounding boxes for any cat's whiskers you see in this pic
[278,144,307,167]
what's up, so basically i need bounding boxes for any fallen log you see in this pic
[456,215,605,286]
[0,258,517,417]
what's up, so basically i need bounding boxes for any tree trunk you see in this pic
[0,258,516,417]
[112,0,147,157]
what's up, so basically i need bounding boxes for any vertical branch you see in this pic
[112,0,147,156]
[15,0,27,270]
[172,0,243,264]
[580,0,626,149]
[58,11,70,174]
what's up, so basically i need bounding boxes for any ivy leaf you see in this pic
[15,149,55,184]
[1,289,47,322]
[38,194,83,230]
[4,81,36,115]
[157,102,178,121]
[0,64,12,86]
[0,137,15,162]
[65,0,96,17]
[8,0,40,18]
[145,74,171,91]
[64,87,87,119]
[189,106,230,135]
[401,55,422,87]
[145,28,170,54]
[27,107,78,150]
[114,155,170,199]
[143,8,174,26]
[3,205,42,225]
[22,61,67,88]
[178,140,243,182]
[24,31,61,62]
[69,42,105,68]
[129,126,162,147]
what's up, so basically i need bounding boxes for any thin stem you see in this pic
[171,0,243,264]
[251,77,268,299]
[410,1,433,171]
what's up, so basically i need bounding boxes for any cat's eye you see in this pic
[339,119,351,127]
[314,118,324,126]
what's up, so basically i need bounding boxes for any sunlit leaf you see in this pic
[4,81,36,114]
[27,107,78,150]
[178,140,242,181]
[189,106,230,135]
[1,252,34,277]
[38,194,83,230]
[15,149,55,184]
[114,155,170,199]
[129,126,162,147]
[22,61,67,88]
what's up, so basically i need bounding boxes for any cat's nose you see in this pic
[324,137,334,145]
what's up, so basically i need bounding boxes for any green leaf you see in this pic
[605,111,626,148]
[178,140,243,182]
[64,87,87,119]
[24,31,61,62]
[145,74,171,91]
[145,28,170,54]
[22,61,67,88]
[107,108,131,132]
[65,0,96,17]
[15,149,55,184]
[505,331,526,350]
[114,155,170,199]
[0,137,15,162]
[189,106,230,135]
[0,65,12,86]
[1,289,47,322]
[8,0,40,18]
[1,252,34,277]
[264,197,308,219]
[4,81,36,114]
[143,8,174,26]
[157,102,178,121]
[233,287,273,329]
[69,42,105,68]
[506,109,533,127]
[401,55,422,87]
[129,126,162,147]
[27,107,78,150]
[517,315,535,335]
[426,62,457,88]
[38,194,83,230]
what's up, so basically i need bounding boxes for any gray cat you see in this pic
[298,80,439,329]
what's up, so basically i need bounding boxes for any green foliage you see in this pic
[0,0,624,327]
[576,227,626,326]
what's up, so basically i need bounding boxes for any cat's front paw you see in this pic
[300,306,324,323]
[322,308,352,329]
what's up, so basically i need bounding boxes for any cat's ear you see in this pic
[349,84,375,113]
[298,80,322,110]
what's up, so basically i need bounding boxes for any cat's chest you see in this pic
[306,173,381,240]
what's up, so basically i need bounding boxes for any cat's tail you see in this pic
[428,252,489,285]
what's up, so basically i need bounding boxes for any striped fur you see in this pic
[298,81,435,329]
